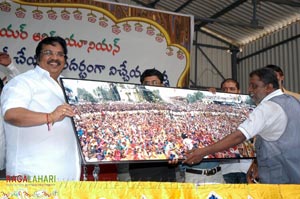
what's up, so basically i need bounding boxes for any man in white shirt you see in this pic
[246,64,300,183]
[1,37,81,181]
[181,67,300,184]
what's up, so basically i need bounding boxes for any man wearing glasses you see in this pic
[1,36,81,181]
[140,68,164,86]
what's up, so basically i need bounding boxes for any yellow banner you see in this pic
[1,181,300,198]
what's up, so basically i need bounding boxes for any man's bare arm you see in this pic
[183,130,247,165]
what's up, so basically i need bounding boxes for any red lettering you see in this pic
[6,175,28,182]
[23,175,28,182]
[17,175,23,182]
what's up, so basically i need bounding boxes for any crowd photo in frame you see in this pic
[60,78,256,165]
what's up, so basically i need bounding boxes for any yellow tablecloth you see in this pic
[1,181,300,198]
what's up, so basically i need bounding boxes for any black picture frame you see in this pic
[60,77,256,165]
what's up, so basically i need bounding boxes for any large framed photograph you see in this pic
[60,78,256,165]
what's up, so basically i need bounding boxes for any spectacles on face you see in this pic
[143,80,161,86]
[40,50,65,58]
[248,83,266,90]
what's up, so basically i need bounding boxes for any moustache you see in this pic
[47,60,61,66]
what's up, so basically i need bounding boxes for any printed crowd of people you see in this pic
[1,36,299,184]
[73,98,254,162]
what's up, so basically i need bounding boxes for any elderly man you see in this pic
[177,67,300,184]
[1,37,81,181]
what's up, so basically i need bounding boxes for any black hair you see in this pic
[265,64,284,76]
[140,68,163,84]
[220,78,240,90]
[249,67,279,90]
[35,36,68,63]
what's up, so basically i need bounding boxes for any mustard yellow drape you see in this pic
[1,181,300,198]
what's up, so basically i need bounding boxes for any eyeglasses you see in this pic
[143,80,161,86]
[248,83,266,90]
[40,50,65,58]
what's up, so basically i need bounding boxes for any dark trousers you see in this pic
[129,162,176,182]
[223,172,247,183]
